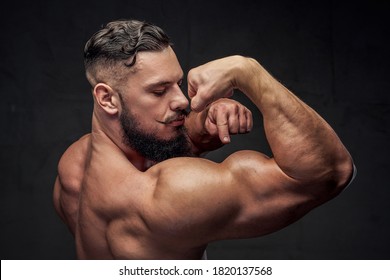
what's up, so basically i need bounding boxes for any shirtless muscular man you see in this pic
[53,19,355,259]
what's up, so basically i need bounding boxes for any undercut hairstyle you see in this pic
[84,19,171,86]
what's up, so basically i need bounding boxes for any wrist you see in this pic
[185,110,224,156]
[184,111,207,156]
[235,57,275,106]
[234,57,259,91]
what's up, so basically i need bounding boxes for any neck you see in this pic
[91,109,153,171]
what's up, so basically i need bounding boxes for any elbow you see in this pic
[303,156,355,205]
[339,158,356,191]
[325,154,356,197]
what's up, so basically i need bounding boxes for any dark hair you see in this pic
[84,19,171,81]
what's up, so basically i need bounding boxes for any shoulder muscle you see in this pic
[144,150,304,247]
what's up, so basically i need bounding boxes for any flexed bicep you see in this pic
[145,152,312,247]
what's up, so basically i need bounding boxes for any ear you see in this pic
[93,83,120,115]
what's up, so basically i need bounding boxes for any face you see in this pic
[117,47,191,161]
[119,101,191,162]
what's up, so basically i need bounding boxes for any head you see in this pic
[84,19,191,161]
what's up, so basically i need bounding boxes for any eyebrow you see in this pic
[144,78,183,91]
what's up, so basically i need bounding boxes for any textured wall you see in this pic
[1,0,389,259]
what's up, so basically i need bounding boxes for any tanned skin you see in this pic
[53,47,353,259]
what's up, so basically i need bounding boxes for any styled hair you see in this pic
[84,19,171,86]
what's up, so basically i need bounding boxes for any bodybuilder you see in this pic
[53,19,355,259]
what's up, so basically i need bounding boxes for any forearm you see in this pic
[239,58,353,185]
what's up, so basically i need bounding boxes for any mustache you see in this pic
[159,110,188,124]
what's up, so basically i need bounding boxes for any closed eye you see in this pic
[147,77,183,96]
[153,88,167,96]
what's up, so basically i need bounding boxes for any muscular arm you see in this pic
[245,59,351,184]
[146,56,354,249]
[189,56,353,189]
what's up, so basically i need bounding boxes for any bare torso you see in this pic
[54,133,206,259]
[53,55,354,260]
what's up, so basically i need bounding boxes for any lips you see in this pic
[167,115,185,126]
[158,114,185,127]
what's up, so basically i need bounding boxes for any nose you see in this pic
[170,86,189,111]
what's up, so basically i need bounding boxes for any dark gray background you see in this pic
[1,0,389,259]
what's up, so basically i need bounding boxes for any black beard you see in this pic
[119,106,191,162]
